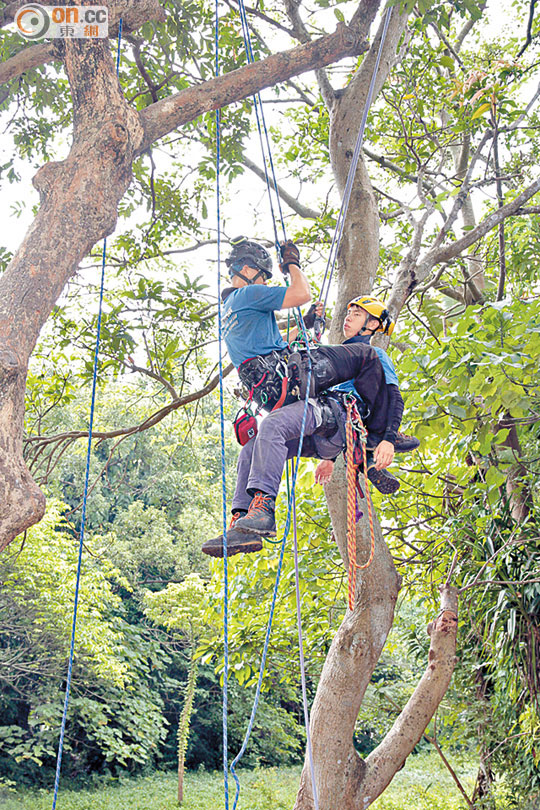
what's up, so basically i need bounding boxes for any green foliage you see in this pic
[143,574,207,639]
[0,503,170,783]
[199,467,342,692]
[378,295,540,802]
[0,753,483,810]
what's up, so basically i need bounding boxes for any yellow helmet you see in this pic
[347,295,395,336]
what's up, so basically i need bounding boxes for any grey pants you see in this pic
[231,399,344,512]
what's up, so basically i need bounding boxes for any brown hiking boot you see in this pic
[234,492,277,537]
[358,453,400,495]
[202,511,263,558]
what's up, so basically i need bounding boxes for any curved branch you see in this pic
[361,586,458,804]
[25,363,234,453]
[243,155,321,219]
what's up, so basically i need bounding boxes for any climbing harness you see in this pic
[345,399,376,611]
[317,6,394,337]
[50,21,124,810]
[237,349,290,411]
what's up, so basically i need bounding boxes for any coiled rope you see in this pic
[345,401,376,611]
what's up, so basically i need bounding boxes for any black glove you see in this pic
[303,303,318,329]
[279,240,300,274]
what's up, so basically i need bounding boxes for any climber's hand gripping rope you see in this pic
[279,239,300,275]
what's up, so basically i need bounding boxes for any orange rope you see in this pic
[345,401,376,611]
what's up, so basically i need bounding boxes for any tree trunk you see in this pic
[294,459,458,809]
[327,7,408,339]
[0,32,144,550]
[294,9,460,805]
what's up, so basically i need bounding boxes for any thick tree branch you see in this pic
[0,0,165,88]
[138,23,367,151]
[347,2,407,102]
[361,586,458,803]
[0,42,55,87]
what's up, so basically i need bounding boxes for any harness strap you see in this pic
[271,374,289,411]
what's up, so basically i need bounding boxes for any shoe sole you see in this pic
[234,524,277,537]
[202,537,263,558]
[366,468,400,494]
[394,442,420,453]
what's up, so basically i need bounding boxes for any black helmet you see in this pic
[225,236,273,280]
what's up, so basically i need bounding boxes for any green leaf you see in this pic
[438,55,454,69]
[471,102,492,121]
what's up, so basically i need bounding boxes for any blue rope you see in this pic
[224,5,317,807]
[292,493,320,810]
[50,26,123,809]
[229,359,312,810]
[319,7,393,317]
[50,22,123,809]
[236,0,286,251]
[215,3,230,808]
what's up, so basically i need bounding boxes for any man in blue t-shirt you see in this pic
[202,238,417,558]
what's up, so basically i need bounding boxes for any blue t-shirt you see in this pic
[222,285,288,367]
[331,335,399,400]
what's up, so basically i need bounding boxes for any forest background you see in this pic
[0,0,539,808]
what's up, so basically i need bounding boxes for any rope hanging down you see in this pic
[236,0,286,250]
[217,2,394,804]
[214,4,230,807]
[50,22,124,810]
[215,2,318,808]
[317,7,393,334]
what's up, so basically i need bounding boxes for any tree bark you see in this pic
[327,7,409,341]
[294,459,458,809]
